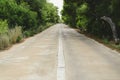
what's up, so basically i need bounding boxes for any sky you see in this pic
[47,0,63,18]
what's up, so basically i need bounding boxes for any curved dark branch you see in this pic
[101,16,119,44]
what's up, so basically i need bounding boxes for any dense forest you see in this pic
[62,0,120,44]
[0,0,59,49]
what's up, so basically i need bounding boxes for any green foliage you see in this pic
[62,1,77,27]
[23,30,35,37]
[76,16,88,31]
[110,0,120,39]
[0,20,8,34]
[103,38,109,44]
[0,0,38,30]
[23,31,31,37]
[76,3,88,31]
[0,0,59,50]
[77,3,88,14]
[41,3,59,24]
[0,0,59,30]
[62,0,120,40]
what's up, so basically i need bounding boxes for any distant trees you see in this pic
[62,0,120,42]
[62,0,77,27]
[41,3,59,24]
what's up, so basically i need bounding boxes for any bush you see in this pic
[9,26,23,43]
[23,31,31,37]
[0,26,23,50]
[103,38,109,44]
[0,20,8,34]
[0,20,9,50]
[0,34,10,50]
[76,16,88,31]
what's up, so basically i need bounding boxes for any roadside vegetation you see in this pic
[62,0,120,51]
[0,0,59,50]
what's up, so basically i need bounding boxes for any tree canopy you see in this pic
[0,0,59,30]
[62,0,120,41]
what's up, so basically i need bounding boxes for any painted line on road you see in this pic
[57,26,65,80]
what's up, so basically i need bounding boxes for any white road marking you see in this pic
[57,26,65,80]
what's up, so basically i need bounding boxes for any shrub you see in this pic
[9,26,23,43]
[0,20,8,34]
[0,34,10,50]
[103,38,109,44]
[0,26,23,50]
[16,36,22,42]
[76,16,88,31]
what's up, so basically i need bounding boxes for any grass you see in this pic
[9,26,23,43]
[0,34,10,49]
[102,38,109,44]
[0,26,23,50]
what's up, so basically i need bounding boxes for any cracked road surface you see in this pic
[0,24,120,80]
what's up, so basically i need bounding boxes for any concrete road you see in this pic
[0,24,120,80]
[62,25,120,80]
[0,25,59,80]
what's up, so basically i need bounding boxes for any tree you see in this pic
[62,0,120,43]
[62,0,77,27]
[0,0,59,30]
[41,3,59,24]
